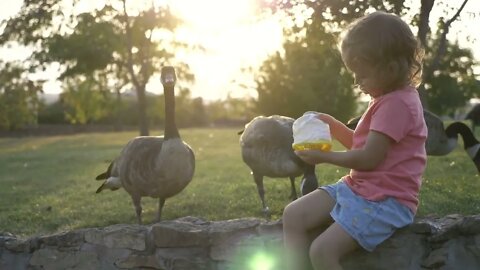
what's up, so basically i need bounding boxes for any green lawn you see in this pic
[1,127,480,237]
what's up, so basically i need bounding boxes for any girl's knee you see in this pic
[309,240,331,260]
[309,241,339,268]
[282,202,297,226]
[282,201,307,231]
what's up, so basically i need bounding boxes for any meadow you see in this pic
[1,127,480,237]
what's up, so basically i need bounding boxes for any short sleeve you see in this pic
[369,99,412,143]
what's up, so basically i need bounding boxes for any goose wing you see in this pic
[117,136,165,188]
[424,110,454,156]
[185,142,196,172]
[240,116,294,148]
[240,115,304,176]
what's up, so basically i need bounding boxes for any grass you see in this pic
[1,127,480,237]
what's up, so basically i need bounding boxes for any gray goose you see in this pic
[347,110,480,173]
[95,66,195,224]
[239,115,318,217]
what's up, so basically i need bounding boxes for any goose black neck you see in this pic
[445,122,479,149]
[164,86,180,139]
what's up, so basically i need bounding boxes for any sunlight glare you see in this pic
[148,0,284,100]
[167,0,254,28]
[248,251,276,270]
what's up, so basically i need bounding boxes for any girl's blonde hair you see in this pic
[340,11,423,92]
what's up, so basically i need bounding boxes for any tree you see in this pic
[0,0,193,135]
[0,62,42,130]
[255,0,408,121]
[415,0,472,108]
[60,77,110,124]
[206,95,257,125]
[262,0,478,116]
[255,21,356,121]
[424,39,479,115]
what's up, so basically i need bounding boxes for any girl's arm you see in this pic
[295,130,391,171]
[315,113,354,149]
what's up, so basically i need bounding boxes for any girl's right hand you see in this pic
[305,112,354,149]
[314,113,338,127]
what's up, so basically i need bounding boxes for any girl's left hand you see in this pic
[294,150,327,165]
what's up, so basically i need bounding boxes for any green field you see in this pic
[1,127,480,237]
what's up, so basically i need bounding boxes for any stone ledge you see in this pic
[1,215,480,270]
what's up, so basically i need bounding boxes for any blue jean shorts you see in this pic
[320,180,414,251]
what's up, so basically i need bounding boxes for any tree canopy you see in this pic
[0,0,479,131]
[255,0,479,119]
[255,21,356,121]
[0,0,192,135]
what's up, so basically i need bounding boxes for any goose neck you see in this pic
[446,122,479,149]
[164,86,180,139]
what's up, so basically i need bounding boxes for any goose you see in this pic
[239,115,319,216]
[465,103,480,132]
[95,66,195,224]
[443,121,480,172]
[347,110,480,172]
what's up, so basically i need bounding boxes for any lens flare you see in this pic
[248,251,276,270]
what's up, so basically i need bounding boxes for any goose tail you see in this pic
[95,161,115,180]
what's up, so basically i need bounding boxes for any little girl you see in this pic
[283,11,426,270]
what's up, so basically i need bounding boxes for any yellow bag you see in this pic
[292,112,332,151]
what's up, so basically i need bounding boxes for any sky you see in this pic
[0,0,479,101]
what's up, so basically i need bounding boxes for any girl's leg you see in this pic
[283,189,335,270]
[309,223,359,270]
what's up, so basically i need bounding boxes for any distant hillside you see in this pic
[38,89,159,105]
[39,93,59,105]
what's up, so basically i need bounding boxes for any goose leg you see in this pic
[289,176,298,200]
[300,164,318,196]
[253,173,270,218]
[131,196,142,225]
[156,198,166,223]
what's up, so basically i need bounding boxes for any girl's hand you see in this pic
[303,111,338,126]
[316,113,337,126]
[294,150,328,165]
[303,111,354,149]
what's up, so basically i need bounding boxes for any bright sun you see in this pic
[167,0,254,28]
[150,0,283,100]
[80,0,283,100]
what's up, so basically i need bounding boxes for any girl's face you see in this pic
[343,51,383,97]
[352,65,383,97]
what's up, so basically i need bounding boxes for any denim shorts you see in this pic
[320,180,414,252]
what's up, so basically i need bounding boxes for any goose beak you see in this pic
[466,145,480,174]
[96,182,106,193]
[473,156,480,174]
[475,163,480,174]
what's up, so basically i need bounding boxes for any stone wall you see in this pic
[1,214,480,270]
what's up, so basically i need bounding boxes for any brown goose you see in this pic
[95,66,195,224]
[239,115,318,217]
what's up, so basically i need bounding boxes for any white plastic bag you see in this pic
[292,112,332,151]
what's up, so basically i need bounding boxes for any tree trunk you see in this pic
[417,0,469,110]
[114,88,123,131]
[417,0,435,109]
[136,86,149,136]
[418,0,435,49]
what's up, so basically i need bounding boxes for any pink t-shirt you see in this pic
[344,86,427,213]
